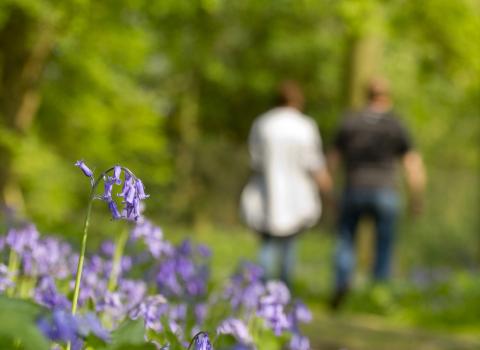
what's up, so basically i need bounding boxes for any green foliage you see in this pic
[344,272,480,331]
[0,296,50,350]
[101,319,156,350]
[0,0,478,258]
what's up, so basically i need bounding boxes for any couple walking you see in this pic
[241,79,426,308]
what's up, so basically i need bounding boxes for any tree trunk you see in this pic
[343,34,383,109]
[0,6,54,214]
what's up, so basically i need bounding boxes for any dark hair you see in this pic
[274,80,304,108]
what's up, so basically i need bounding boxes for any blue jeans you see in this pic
[259,233,297,287]
[334,188,399,290]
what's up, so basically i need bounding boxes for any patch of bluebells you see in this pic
[4,224,74,281]
[217,318,253,345]
[154,239,210,300]
[0,160,313,349]
[0,219,312,349]
[130,218,173,258]
[37,308,109,350]
[219,262,312,349]
[34,276,71,310]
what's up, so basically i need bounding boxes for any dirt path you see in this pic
[304,313,480,350]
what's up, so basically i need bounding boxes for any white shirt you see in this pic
[241,107,326,236]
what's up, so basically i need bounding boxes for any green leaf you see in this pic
[84,333,108,348]
[0,296,50,350]
[0,295,44,318]
[100,319,155,350]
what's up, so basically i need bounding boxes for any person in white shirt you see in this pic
[241,81,333,286]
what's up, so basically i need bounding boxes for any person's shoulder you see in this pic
[251,107,293,135]
[252,108,278,127]
[336,109,358,129]
[383,110,408,128]
[298,111,316,125]
[292,111,319,131]
[256,107,287,122]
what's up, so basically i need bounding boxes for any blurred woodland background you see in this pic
[0,1,479,344]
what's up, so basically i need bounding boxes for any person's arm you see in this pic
[310,150,337,226]
[304,120,334,195]
[312,167,333,195]
[402,151,427,215]
[326,148,341,176]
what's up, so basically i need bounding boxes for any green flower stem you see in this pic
[67,187,95,350]
[6,248,18,297]
[248,316,261,346]
[107,227,129,292]
[67,166,138,350]
[71,187,95,315]
[18,276,35,298]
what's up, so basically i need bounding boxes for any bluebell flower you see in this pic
[96,291,123,320]
[37,308,78,343]
[119,171,133,198]
[0,263,13,292]
[118,279,147,309]
[169,303,187,321]
[191,332,213,350]
[291,300,312,325]
[289,333,310,350]
[135,179,149,200]
[125,180,136,204]
[197,244,211,258]
[130,219,171,258]
[156,259,183,296]
[32,237,73,279]
[72,338,84,350]
[107,199,122,219]
[113,165,122,185]
[178,240,193,255]
[194,303,208,325]
[103,176,115,200]
[224,262,265,311]
[154,239,210,298]
[75,161,149,221]
[76,312,110,342]
[73,254,109,307]
[265,280,291,304]
[34,276,71,310]
[75,160,93,178]
[257,281,292,335]
[129,295,167,332]
[257,300,290,336]
[100,240,115,257]
[121,255,133,273]
[6,224,39,254]
[217,318,252,345]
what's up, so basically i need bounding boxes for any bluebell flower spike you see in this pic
[75,161,149,221]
